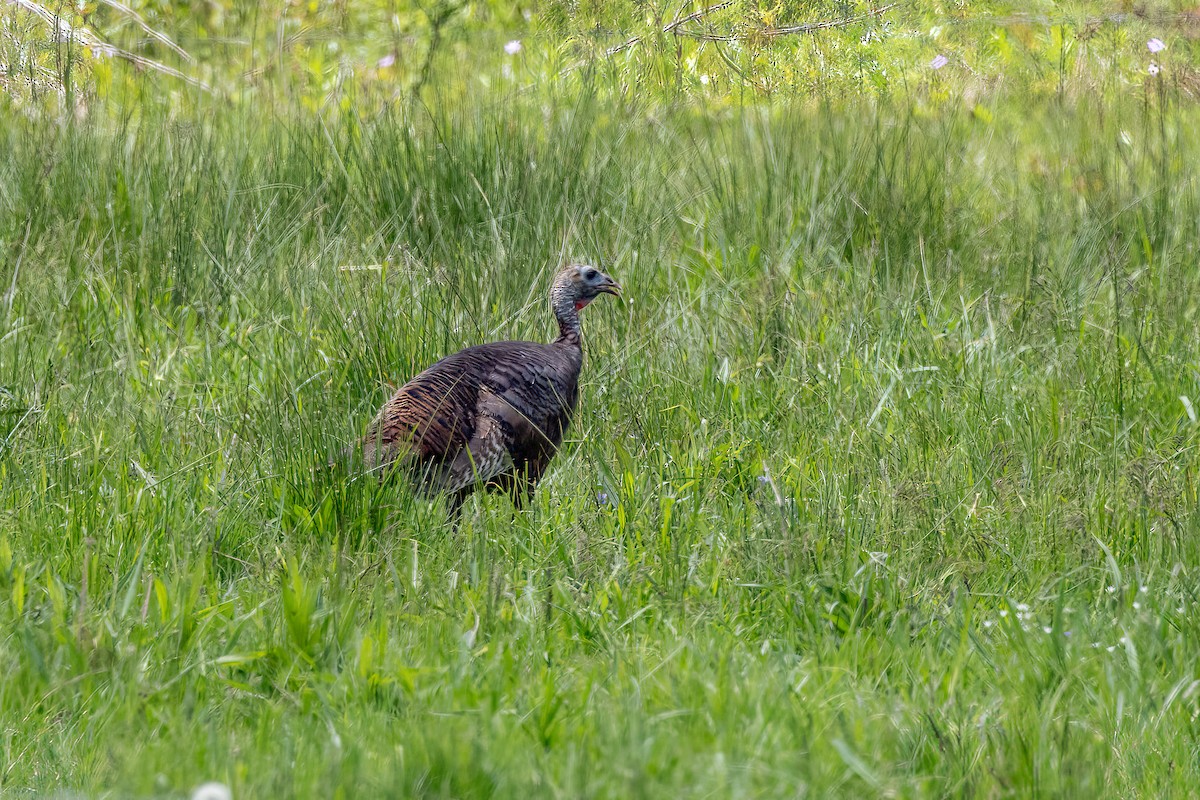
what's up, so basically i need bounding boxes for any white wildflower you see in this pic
[191,784,232,800]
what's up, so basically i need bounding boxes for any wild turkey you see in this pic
[358,264,621,516]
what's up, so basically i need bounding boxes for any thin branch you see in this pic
[3,0,211,91]
[605,1,734,57]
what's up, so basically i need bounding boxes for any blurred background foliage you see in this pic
[2,1,1199,115]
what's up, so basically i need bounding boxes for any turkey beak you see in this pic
[598,276,622,298]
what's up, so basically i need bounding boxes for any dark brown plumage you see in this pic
[358,264,621,516]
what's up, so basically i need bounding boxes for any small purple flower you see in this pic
[504,40,522,55]
[376,53,395,69]
[1147,38,1166,53]
[596,491,615,508]
[930,54,948,70]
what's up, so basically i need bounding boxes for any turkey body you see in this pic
[364,340,583,511]
[353,263,620,517]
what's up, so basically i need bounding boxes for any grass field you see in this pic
[1,65,1200,796]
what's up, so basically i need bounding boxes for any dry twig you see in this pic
[677,3,900,42]
[97,0,193,63]
[605,1,734,56]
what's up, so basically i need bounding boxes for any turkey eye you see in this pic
[585,269,598,281]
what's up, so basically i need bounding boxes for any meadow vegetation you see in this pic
[1,1,1199,797]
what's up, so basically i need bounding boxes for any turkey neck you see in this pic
[550,285,583,348]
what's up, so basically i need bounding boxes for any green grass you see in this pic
[1,84,1199,797]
